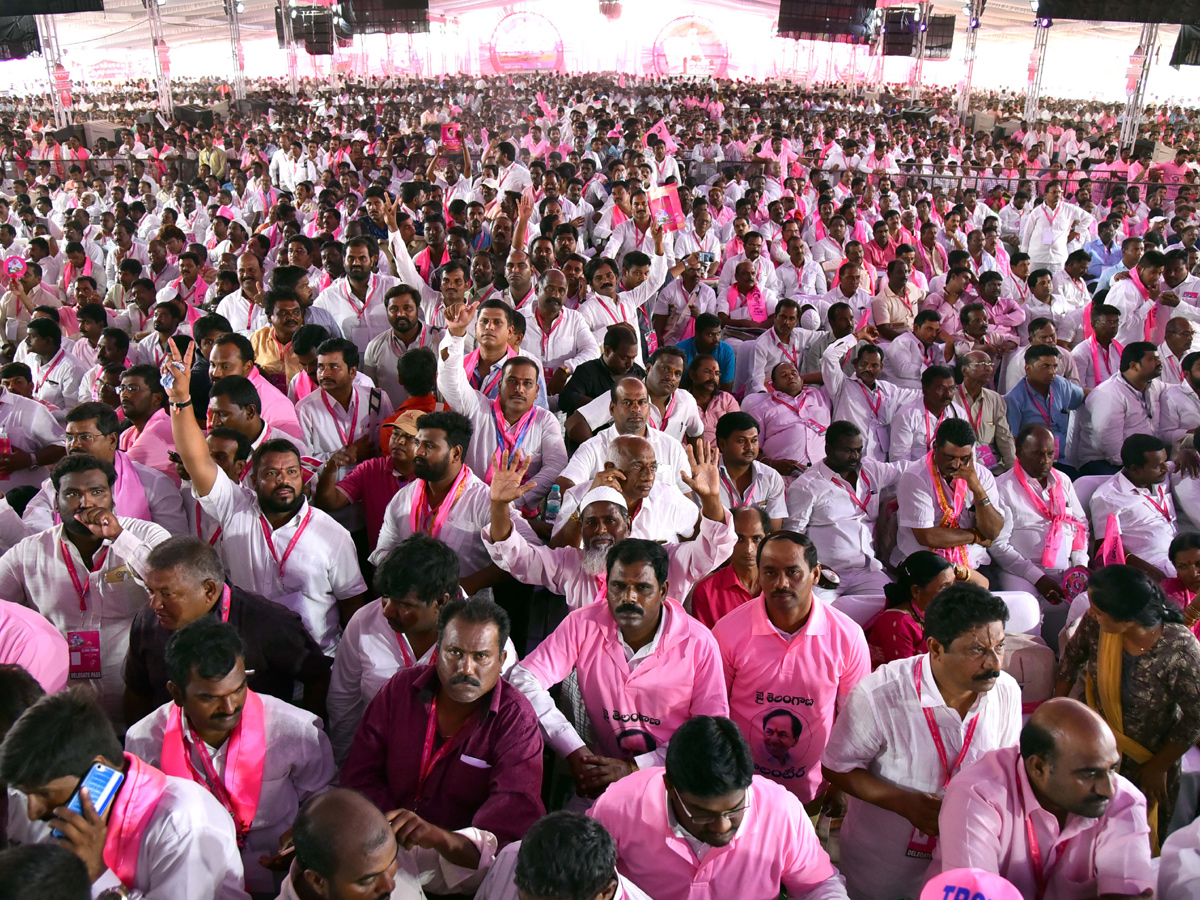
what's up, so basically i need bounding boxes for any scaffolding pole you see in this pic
[909,1,932,102]
[225,0,247,100]
[279,0,299,98]
[144,0,174,117]
[36,15,72,130]
[1024,20,1050,122]
[956,0,983,121]
[1120,23,1158,152]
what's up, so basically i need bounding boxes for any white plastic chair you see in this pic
[831,594,887,628]
[994,590,1041,635]
[1071,474,1110,527]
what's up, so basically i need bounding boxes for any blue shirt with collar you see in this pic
[676,337,736,386]
[1084,237,1123,281]
[1005,374,1085,449]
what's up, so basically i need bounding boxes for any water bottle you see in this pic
[544,485,561,524]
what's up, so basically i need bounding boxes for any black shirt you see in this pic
[558,357,646,416]
[124,585,331,708]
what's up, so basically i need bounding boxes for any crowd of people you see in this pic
[0,69,1198,900]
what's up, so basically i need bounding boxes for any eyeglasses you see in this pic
[1167,330,1196,339]
[114,384,145,395]
[671,786,749,826]
[64,433,107,445]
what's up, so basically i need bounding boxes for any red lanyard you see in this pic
[257,507,312,579]
[34,350,65,392]
[1022,754,1069,900]
[1024,382,1055,428]
[537,310,562,358]
[915,658,979,788]
[197,501,222,546]
[61,541,109,613]
[957,387,984,436]
[417,695,467,801]
[721,470,755,508]
[342,277,374,321]
[595,295,624,325]
[650,393,677,432]
[833,471,872,514]
[217,585,231,622]
[320,389,360,447]
[396,632,416,667]
[180,722,244,838]
[775,337,799,369]
[1042,203,1060,230]
[856,380,883,419]
[1141,486,1172,521]
[923,407,947,449]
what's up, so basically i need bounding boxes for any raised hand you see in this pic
[490,450,537,505]
[383,192,399,233]
[160,340,193,404]
[518,192,534,222]
[855,323,879,343]
[74,506,123,541]
[444,299,479,338]
[681,440,720,500]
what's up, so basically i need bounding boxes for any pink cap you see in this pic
[920,869,1022,900]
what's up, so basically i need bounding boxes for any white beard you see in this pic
[581,546,609,577]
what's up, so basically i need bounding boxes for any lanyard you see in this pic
[61,541,109,613]
[180,721,245,840]
[396,631,416,667]
[595,295,625,326]
[257,507,312,580]
[775,336,799,369]
[197,501,223,546]
[833,471,872,514]
[342,277,374,321]
[957,387,984,436]
[320,389,360,447]
[1021,754,1069,900]
[650,392,677,432]
[923,407,948,449]
[537,310,562,358]
[1024,382,1056,428]
[1141,486,1172,521]
[34,350,65,392]
[721,470,755,508]
[915,658,980,788]
[417,695,467,801]
[855,380,883,419]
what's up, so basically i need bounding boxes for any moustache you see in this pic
[974,669,1002,681]
[450,675,481,687]
[615,603,643,616]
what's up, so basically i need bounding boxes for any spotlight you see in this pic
[235,1,244,11]
[970,16,980,28]
[1039,16,1052,27]
[1029,0,1038,11]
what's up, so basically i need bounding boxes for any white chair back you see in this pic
[994,590,1041,635]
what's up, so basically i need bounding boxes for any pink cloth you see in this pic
[0,599,69,692]
[519,599,728,763]
[690,565,755,629]
[933,745,1154,900]
[712,595,870,803]
[865,608,926,669]
[119,408,179,486]
[248,366,305,446]
[1162,577,1200,640]
[103,753,170,890]
[589,769,838,900]
[112,450,152,521]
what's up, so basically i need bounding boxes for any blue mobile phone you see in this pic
[51,762,125,839]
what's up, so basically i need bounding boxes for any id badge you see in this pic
[905,826,937,859]
[645,330,659,355]
[1041,228,1055,245]
[975,444,997,468]
[67,630,102,680]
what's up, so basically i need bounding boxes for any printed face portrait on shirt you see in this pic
[756,707,811,770]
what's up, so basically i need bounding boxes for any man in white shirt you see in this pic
[895,417,1005,572]
[22,317,87,418]
[361,284,443,408]
[889,365,970,463]
[881,309,949,391]
[573,348,704,448]
[216,252,268,336]
[991,424,1090,624]
[716,231,781,300]
[786,422,904,594]
[22,402,188,536]
[0,455,170,725]
[0,688,251,900]
[745,299,820,396]
[1108,250,1200,347]
[125,617,336,896]
[1090,433,1178,579]
[1077,341,1165,475]
[1159,349,1200,449]
[438,304,567,513]
[1070,304,1123,389]
[823,583,1021,900]
[716,410,787,530]
[313,236,398,352]
[579,231,668,365]
[520,269,599,397]
[821,334,914,461]
[811,216,850,278]
[1158,316,1193,386]
[165,344,367,655]
[652,256,718,347]
[1019,181,1095,272]
[777,235,829,301]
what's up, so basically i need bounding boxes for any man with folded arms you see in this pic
[341,598,542,890]
[589,715,848,900]
[713,531,869,808]
[506,537,728,805]
[486,445,734,612]
[125,618,335,897]
[0,689,249,899]
[822,584,1020,900]
[932,698,1154,900]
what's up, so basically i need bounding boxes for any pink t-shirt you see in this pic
[119,408,179,486]
[590,768,838,900]
[248,366,306,446]
[933,745,1154,900]
[0,599,69,692]
[519,598,728,763]
[711,596,870,803]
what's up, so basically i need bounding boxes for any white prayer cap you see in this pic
[580,487,627,513]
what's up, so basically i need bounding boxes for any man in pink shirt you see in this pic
[0,599,68,692]
[932,697,1154,900]
[507,539,728,805]
[117,364,179,485]
[208,333,306,446]
[712,532,869,807]
[588,715,848,900]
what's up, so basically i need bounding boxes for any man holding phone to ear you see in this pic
[0,688,250,899]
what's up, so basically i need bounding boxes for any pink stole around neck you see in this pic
[103,753,169,889]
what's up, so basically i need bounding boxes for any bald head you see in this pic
[292,788,396,895]
[1021,698,1120,820]
[607,434,654,468]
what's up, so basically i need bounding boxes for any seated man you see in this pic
[281,788,425,900]
[895,418,1005,573]
[822,335,914,461]
[476,810,652,900]
[755,361,833,476]
[715,412,787,531]
[125,618,336,896]
[589,715,847,900]
[889,365,970,463]
[557,324,645,417]
[0,689,249,899]
[1077,341,1166,477]
[507,538,729,804]
[1089,433,1177,579]
[822,584,1020,900]
[22,401,188,536]
[786,421,904,595]
[933,698,1154,900]
[881,309,950,391]
[341,598,543,858]
[1004,344,1085,475]
[123,536,330,728]
[691,507,769,629]
[329,534,517,765]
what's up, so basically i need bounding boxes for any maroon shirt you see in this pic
[339,664,544,845]
[334,456,410,548]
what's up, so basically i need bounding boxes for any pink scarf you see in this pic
[160,690,265,849]
[464,346,515,397]
[103,754,169,889]
[1128,265,1156,341]
[1099,513,1126,566]
[1014,463,1087,568]
[62,256,92,289]
[113,451,152,521]
[927,451,970,567]
[727,284,767,322]
[484,396,537,484]
[409,464,470,539]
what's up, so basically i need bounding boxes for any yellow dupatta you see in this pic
[1085,629,1160,854]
